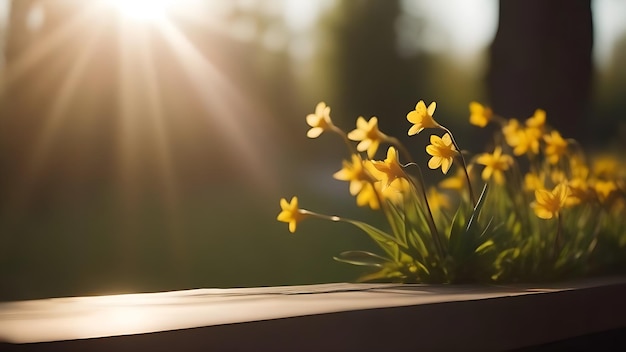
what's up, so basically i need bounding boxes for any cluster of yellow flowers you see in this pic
[277,100,626,283]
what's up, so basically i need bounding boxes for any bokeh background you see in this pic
[0,0,625,300]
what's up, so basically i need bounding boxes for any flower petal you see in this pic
[428,156,442,170]
[307,127,323,138]
[427,101,436,116]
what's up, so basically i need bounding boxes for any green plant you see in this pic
[277,101,626,283]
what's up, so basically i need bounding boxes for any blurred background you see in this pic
[0,0,624,300]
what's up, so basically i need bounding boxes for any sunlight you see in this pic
[109,0,175,22]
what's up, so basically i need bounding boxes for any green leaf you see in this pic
[449,184,489,261]
[465,183,489,235]
[333,251,392,267]
[344,219,406,260]
[448,200,470,255]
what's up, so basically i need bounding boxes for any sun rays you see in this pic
[1,1,278,246]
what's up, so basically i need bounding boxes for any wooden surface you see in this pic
[1,277,626,351]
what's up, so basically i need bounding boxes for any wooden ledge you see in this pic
[1,277,626,351]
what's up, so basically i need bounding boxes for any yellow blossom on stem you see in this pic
[531,183,569,220]
[469,102,493,128]
[509,129,541,156]
[544,130,568,164]
[592,180,617,204]
[407,100,440,136]
[333,154,373,196]
[348,116,388,158]
[426,133,457,174]
[277,196,307,233]
[371,147,406,189]
[475,146,514,185]
[525,109,546,130]
[380,178,411,205]
[502,118,521,147]
[439,167,468,191]
[356,182,381,210]
[427,187,452,211]
[566,178,590,206]
[570,156,590,180]
[306,102,334,138]
[523,172,544,192]
[592,156,619,179]
[502,118,541,156]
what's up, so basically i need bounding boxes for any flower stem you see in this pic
[331,125,358,156]
[403,162,445,261]
[439,126,476,207]
[553,212,563,260]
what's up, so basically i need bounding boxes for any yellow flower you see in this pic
[427,187,452,211]
[407,100,440,136]
[523,172,544,192]
[592,180,617,204]
[566,178,590,206]
[531,183,569,219]
[502,118,541,156]
[507,128,541,156]
[502,118,521,147]
[381,178,411,205]
[592,156,619,179]
[475,146,513,185]
[439,167,467,191]
[570,156,590,180]
[469,102,493,128]
[277,196,307,233]
[525,109,546,130]
[426,133,457,174]
[347,116,388,158]
[550,170,567,184]
[333,154,372,196]
[356,182,380,210]
[371,147,406,189]
[306,102,334,138]
[543,130,568,164]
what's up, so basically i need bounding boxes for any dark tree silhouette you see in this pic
[487,0,593,143]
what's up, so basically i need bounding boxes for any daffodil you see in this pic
[592,156,619,179]
[502,118,521,147]
[570,156,590,180]
[427,187,451,211]
[531,183,569,219]
[407,100,440,136]
[502,118,541,156]
[523,172,544,192]
[426,133,457,174]
[277,196,307,233]
[509,129,541,156]
[439,167,468,191]
[333,154,373,196]
[592,180,617,204]
[306,102,335,138]
[566,178,590,206]
[348,116,389,158]
[525,109,546,130]
[380,178,411,205]
[469,102,493,128]
[356,182,380,210]
[543,130,568,164]
[371,147,406,189]
[475,146,513,185]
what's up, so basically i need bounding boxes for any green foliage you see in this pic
[278,101,626,283]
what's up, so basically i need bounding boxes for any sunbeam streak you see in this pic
[156,19,277,191]
[5,8,107,213]
[0,4,102,94]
